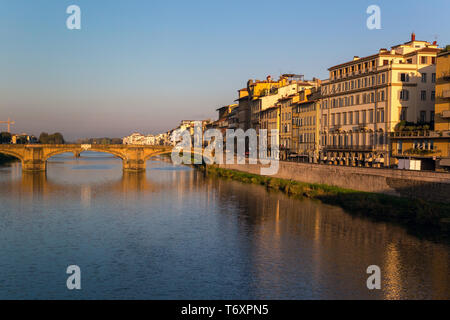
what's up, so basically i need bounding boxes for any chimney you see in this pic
[433,41,437,46]
[411,32,416,41]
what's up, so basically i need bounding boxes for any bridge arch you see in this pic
[145,149,214,164]
[0,150,24,162]
[44,148,126,162]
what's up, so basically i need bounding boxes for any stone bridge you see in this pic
[0,144,181,172]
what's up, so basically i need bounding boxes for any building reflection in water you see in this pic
[0,155,449,300]
[205,176,450,300]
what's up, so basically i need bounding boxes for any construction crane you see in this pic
[0,118,15,133]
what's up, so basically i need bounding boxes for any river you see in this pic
[0,152,449,299]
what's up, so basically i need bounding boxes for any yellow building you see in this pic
[236,88,250,130]
[260,104,280,157]
[435,46,450,132]
[390,46,450,171]
[278,94,296,160]
[292,88,321,162]
[434,46,450,170]
[320,34,440,167]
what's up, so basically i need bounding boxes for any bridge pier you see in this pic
[122,148,149,172]
[22,147,46,172]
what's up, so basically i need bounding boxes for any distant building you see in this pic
[292,88,321,162]
[123,133,158,145]
[11,133,37,144]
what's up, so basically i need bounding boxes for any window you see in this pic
[362,110,367,124]
[381,73,386,83]
[400,73,410,82]
[432,57,436,64]
[383,60,389,66]
[420,111,426,123]
[369,110,374,123]
[370,92,374,103]
[431,111,435,122]
[378,108,385,123]
[400,89,409,101]
[400,107,408,121]
[349,112,353,124]
[421,56,428,64]
[432,73,436,83]
[343,113,347,125]
[355,111,359,124]
[381,90,385,101]
[421,73,427,83]
[421,90,426,101]
[356,95,360,104]
[398,141,403,154]
[431,91,435,101]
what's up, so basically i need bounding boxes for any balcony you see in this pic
[323,145,375,152]
[329,125,342,132]
[390,131,432,138]
[393,148,442,158]
[390,130,450,139]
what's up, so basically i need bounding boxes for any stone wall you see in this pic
[216,161,450,203]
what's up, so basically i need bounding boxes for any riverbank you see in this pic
[204,165,450,235]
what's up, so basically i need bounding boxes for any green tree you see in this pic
[52,132,65,144]
[0,132,12,144]
[39,132,65,144]
[39,132,49,144]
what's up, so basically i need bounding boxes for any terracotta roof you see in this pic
[403,47,440,57]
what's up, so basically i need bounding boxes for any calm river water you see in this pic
[0,152,449,299]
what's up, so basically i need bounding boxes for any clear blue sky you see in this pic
[1,0,449,140]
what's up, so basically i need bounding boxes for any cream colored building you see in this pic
[319,34,440,167]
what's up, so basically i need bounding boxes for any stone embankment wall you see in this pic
[216,161,450,203]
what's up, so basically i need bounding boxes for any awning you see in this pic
[439,158,450,167]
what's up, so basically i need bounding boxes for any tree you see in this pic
[39,132,49,144]
[53,132,65,144]
[0,132,12,144]
[39,132,65,144]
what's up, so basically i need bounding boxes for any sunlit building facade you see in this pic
[320,34,440,167]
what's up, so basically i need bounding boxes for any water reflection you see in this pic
[0,154,449,299]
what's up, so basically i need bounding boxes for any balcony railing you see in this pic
[323,145,376,152]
